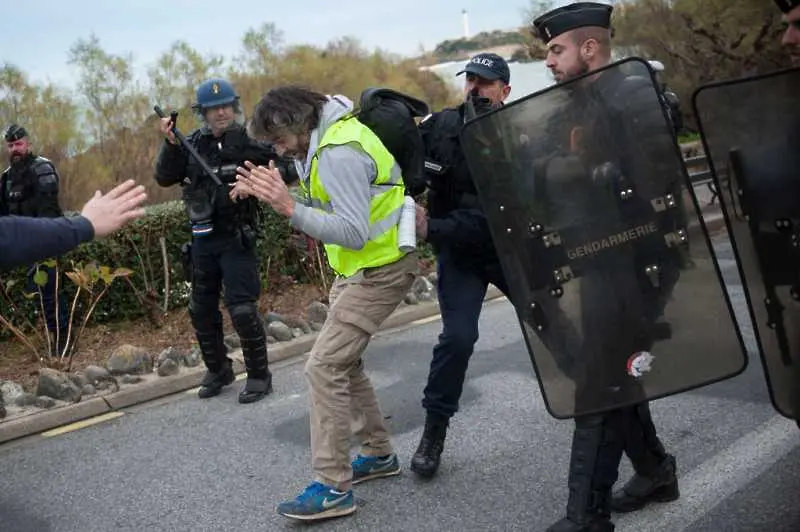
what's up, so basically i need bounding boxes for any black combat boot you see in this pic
[239,372,273,404]
[198,362,236,399]
[232,304,273,404]
[546,416,620,532]
[612,404,679,512]
[410,413,449,478]
[610,453,678,512]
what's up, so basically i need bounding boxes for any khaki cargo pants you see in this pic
[305,251,419,491]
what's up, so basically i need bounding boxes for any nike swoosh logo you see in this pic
[368,461,394,472]
[322,494,349,509]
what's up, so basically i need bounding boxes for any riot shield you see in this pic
[459,57,748,419]
[693,67,800,421]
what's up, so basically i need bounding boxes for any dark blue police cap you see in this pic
[774,0,800,13]
[456,53,511,84]
[532,2,613,44]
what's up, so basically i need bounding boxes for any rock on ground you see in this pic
[106,345,152,375]
[36,368,82,403]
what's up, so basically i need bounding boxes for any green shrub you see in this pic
[0,200,326,333]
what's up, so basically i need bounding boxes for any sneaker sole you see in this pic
[279,504,357,521]
[352,467,402,485]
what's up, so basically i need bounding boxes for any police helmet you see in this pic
[4,123,28,142]
[192,78,240,113]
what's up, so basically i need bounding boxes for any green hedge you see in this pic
[0,200,329,333]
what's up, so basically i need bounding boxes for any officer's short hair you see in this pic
[249,85,328,141]
[570,26,611,49]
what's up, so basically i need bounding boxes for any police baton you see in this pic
[153,105,224,187]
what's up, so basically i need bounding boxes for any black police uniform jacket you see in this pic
[419,103,501,266]
[154,123,292,235]
[0,154,63,218]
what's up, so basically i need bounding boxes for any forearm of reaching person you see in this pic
[289,145,374,250]
[0,215,95,269]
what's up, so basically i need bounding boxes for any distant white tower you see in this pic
[462,9,470,39]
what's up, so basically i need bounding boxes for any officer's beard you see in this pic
[8,150,28,166]
[563,58,591,84]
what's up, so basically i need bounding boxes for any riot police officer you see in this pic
[154,78,289,404]
[0,124,70,356]
[411,53,515,478]
[531,3,682,530]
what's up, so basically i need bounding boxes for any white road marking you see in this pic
[618,414,800,531]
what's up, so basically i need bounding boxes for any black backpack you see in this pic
[353,88,430,197]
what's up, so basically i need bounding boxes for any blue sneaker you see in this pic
[276,481,356,521]
[352,453,401,485]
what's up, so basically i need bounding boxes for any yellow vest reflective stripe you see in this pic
[302,115,406,278]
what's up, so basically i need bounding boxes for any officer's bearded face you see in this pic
[545,33,590,83]
[204,105,236,135]
[6,138,29,165]
[463,74,511,105]
[782,7,800,67]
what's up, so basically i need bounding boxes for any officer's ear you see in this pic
[579,38,600,62]
[501,83,512,101]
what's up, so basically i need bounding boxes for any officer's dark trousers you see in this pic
[188,231,270,380]
[559,262,673,523]
[422,246,511,419]
[26,264,69,351]
[562,401,667,524]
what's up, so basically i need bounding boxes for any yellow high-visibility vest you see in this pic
[301,115,406,278]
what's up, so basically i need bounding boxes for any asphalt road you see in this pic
[1,233,798,532]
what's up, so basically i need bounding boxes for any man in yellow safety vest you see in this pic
[231,85,419,522]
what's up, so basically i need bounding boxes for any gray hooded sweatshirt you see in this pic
[290,95,400,251]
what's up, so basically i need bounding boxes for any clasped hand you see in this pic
[229,160,295,217]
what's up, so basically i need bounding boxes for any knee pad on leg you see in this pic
[229,302,261,330]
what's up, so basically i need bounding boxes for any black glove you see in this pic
[464,87,495,123]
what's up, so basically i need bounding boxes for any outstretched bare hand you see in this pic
[80,179,148,237]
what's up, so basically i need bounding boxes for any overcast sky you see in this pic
[4,0,551,90]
